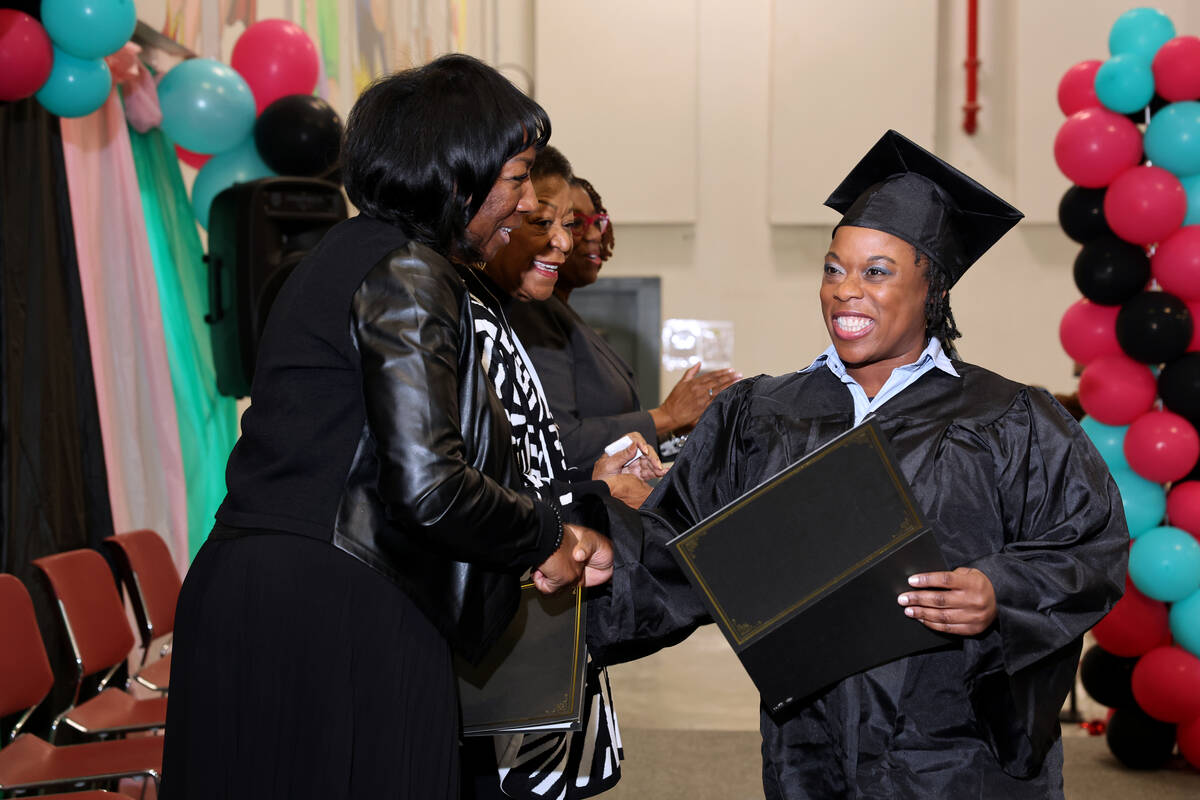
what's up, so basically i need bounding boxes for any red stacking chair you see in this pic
[0,574,162,793]
[104,529,181,693]
[32,550,168,740]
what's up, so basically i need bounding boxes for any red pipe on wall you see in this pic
[963,0,980,135]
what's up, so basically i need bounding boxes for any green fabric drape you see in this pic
[128,125,237,562]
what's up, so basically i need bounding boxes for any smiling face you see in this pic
[485,174,575,302]
[557,184,603,293]
[464,146,538,262]
[820,225,930,395]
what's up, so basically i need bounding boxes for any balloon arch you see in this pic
[1056,6,1200,771]
[0,6,343,229]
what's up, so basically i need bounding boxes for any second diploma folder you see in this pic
[666,418,952,713]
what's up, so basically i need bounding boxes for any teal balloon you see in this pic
[1111,466,1166,537]
[1109,7,1176,61]
[191,138,275,229]
[159,59,256,156]
[1081,416,1129,471]
[34,46,111,118]
[1129,525,1200,601]
[1169,586,1200,658]
[42,0,138,59]
[1095,55,1156,114]
[1145,102,1200,177]
[1181,174,1200,225]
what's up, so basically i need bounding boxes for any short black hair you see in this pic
[531,145,573,183]
[342,54,551,259]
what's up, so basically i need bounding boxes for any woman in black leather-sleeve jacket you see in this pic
[160,55,612,800]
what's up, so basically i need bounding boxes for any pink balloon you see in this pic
[1058,60,1103,115]
[1104,165,1187,245]
[1054,109,1144,188]
[231,19,319,113]
[1125,409,1200,484]
[1153,36,1200,102]
[0,10,53,102]
[1078,354,1159,424]
[1152,225,1200,301]
[175,144,212,170]
[1168,482,1200,540]
[1131,646,1200,723]
[1092,580,1172,657]
[1060,299,1122,364]
[1181,714,1200,769]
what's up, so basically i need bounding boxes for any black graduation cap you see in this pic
[824,130,1024,286]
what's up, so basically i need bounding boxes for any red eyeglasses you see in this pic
[573,211,610,235]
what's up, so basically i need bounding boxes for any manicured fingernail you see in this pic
[904,607,915,617]
[908,575,921,586]
[897,594,909,605]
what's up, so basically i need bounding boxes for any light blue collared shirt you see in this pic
[798,337,960,426]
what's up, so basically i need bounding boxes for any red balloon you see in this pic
[1131,645,1200,723]
[1078,354,1158,424]
[1180,714,1200,769]
[1054,109,1144,188]
[1093,581,1172,657]
[175,144,212,170]
[231,19,319,113]
[1125,409,1200,483]
[1152,225,1200,301]
[1153,36,1200,102]
[1167,482,1200,540]
[0,10,53,102]
[1059,299,1122,364]
[1058,60,1103,115]
[1104,166,1187,245]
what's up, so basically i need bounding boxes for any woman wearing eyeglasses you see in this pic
[458,145,662,799]
[507,174,740,473]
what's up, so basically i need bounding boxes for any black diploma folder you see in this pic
[667,418,951,713]
[456,582,588,736]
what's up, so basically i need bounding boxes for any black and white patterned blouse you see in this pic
[465,268,623,800]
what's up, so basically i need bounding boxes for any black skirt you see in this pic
[160,527,459,799]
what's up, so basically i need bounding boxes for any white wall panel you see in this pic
[534,0,698,223]
[768,2,939,225]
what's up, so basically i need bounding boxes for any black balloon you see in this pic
[1126,93,1170,126]
[1079,644,1137,709]
[1159,352,1200,424]
[1073,235,1151,305]
[1106,705,1177,769]
[1116,290,1193,364]
[1059,186,1111,244]
[254,94,343,179]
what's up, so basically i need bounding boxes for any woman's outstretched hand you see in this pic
[532,523,614,594]
[649,363,741,436]
[897,567,997,635]
[592,432,667,482]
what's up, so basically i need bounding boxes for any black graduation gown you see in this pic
[588,362,1128,799]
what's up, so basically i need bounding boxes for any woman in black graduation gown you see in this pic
[587,131,1128,798]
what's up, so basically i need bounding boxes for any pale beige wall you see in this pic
[516,0,1200,396]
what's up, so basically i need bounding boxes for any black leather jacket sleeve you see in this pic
[351,244,562,570]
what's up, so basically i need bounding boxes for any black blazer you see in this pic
[507,295,656,471]
[218,215,561,661]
